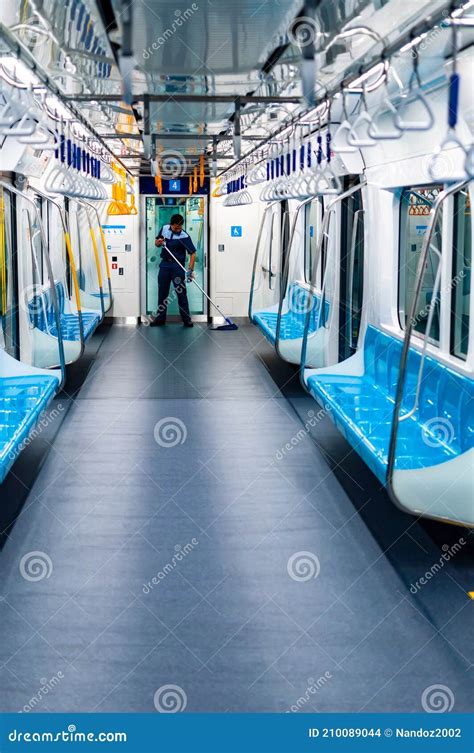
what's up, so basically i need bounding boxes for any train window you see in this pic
[280,199,290,279]
[304,198,323,285]
[451,189,471,360]
[399,186,442,344]
[339,188,364,360]
[0,189,17,357]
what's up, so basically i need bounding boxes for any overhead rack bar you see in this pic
[0,22,132,175]
[102,133,266,141]
[64,94,302,104]
[218,0,467,177]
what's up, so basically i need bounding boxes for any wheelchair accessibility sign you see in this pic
[231,226,242,237]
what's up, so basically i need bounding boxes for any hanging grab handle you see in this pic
[394,54,434,132]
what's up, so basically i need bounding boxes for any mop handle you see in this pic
[161,242,229,320]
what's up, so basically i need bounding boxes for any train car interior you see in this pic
[0,0,473,737]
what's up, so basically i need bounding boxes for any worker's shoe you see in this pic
[149,318,166,327]
[183,321,194,328]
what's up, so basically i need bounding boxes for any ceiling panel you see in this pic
[128,0,302,76]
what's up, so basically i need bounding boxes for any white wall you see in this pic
[209,184,265,318]
[98,194,140,320]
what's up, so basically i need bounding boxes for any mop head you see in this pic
[212,318,239,331]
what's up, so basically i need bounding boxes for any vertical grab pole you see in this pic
[75,201,106,318]
[275,200,309,361]
[32,189,86,358]
[386,180,468,509]
[299,181,366,390]
[0,181,66,388]
[248,202,279,321]
[79,200,113,313]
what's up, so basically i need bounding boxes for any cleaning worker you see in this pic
[150,213,196,327]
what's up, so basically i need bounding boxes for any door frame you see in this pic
[139,194,209,321]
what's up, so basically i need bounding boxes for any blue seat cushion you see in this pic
[0,375,58,483]
[48,311,100,341]
[253,283,329,345]
[307,326,473,484]
[28,281,100,342]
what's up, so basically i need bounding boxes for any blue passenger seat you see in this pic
[306,326,473,484]
[0,374,59,482]
[253,283,330,345]
[29,281,100,341]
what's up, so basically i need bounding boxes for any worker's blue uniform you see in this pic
[155,225,196,323]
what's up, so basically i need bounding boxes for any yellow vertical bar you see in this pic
[98,224,112,280]
[89,225,104,289]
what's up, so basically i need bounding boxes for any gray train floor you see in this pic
[0,323,472,713]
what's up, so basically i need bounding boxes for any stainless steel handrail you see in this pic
[348,209,364,352]
[299,181,366,389]
[77,199,114,314]
[386,179,468,508]
[0,180,66,388]
[31,188,86,360]
[248,202,279,320]
[274,208,301,358]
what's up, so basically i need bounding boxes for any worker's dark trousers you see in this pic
[156,263,192,323]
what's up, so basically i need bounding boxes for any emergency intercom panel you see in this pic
[102,219,135,292]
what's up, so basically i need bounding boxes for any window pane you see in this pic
[304,198,322,284]
[451,189,471,359]
[280,200,290,282]
[399,186,442,344]
[339,189,364,360]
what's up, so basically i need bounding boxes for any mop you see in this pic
[147,241,239,331]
